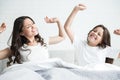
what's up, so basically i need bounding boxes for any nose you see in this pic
[32,24,38,31]
[92,32,98,37]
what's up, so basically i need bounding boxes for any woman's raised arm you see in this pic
[44,16,65,45]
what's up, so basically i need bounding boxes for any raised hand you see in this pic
[0,23,6,33]
[114,29,120,35]
[74,4,86,11]
[44,16,59,23]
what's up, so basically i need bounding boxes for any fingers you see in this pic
[74,4,86,11]
[79,4,86,10]
[44,16,49,23]
[0,22,6,33]
[1,23,6,28]
[78,4,86,9]
[114,29,120,35]
[44,16,58,23]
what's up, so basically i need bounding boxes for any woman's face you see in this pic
[21,18,38,38]
[87,27,104,46]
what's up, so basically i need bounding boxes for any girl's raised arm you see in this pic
[114,28,120,58]
[114,29,120,35]
[64,4,86,43]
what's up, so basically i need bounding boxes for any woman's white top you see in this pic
[19,38,49,63]
[73,35,120,67]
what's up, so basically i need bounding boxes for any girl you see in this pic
[64,4,120,66]
[0,16,65,66]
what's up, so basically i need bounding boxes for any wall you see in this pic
[0,0,120,50]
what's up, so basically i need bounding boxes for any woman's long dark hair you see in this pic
[87,24,111,48]
[7,16,46,66]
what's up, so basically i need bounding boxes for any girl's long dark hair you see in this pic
[87,24,111,48]
[7,16,46,66]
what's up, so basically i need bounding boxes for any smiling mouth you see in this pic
[89,34,97,40]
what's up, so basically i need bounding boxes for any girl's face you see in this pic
[87,27,104,46]
[21,18,38,39]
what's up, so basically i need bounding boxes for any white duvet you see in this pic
[0,58,120,80]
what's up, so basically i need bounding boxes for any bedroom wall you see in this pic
[0,0,120,50]
[0,0,120,70]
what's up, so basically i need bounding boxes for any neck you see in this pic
[87,41,96,47]
[28,38,37,46]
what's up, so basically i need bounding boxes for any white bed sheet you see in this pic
[0,58,120,80]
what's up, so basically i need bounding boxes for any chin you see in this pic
[88,38,95,42]
[34,32,39,35]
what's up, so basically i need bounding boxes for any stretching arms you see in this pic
[114,29,120,35]
[114,28,120,58]
[64,4,86,43]
[0,23,11,59]
[44,16,65,45]
[0,23,6,33]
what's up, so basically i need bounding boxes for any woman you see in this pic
[0,16,65,66]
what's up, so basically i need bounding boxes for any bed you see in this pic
[0,50,120,80]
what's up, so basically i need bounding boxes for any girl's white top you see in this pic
[73,35,120,67]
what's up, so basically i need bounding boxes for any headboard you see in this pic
[0,50,75,73]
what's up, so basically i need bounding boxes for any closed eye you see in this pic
[98,33,101,36]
